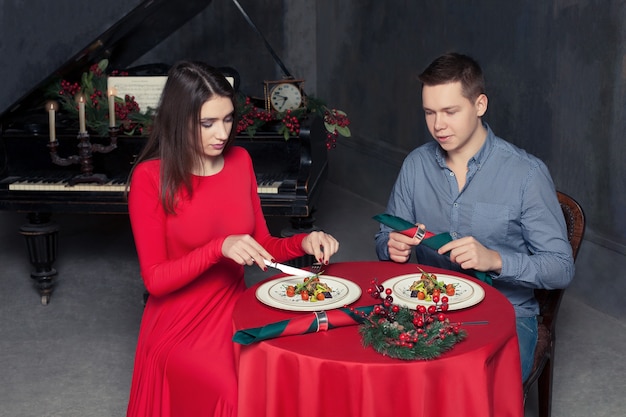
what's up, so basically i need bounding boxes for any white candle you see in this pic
[47,101,57,142]
[78,95,86,133]
[108,89,116,127]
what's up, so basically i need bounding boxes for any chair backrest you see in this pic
[557,191,585,261]
[534,191,585,329]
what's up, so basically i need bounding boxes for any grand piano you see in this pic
[0,0,328,304]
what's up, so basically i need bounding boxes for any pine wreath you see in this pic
[355,279,467,360]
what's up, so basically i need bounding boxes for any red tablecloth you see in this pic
[233,261,523,417]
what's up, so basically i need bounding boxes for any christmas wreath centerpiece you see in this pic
[352,278,467,360]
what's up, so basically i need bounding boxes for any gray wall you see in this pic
[0,0,296,110]
[1,0,625,320]
[314,1,626,321]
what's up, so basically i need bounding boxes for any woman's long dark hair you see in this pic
[129,61,237,214]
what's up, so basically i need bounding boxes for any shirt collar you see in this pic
[470,123,495,169]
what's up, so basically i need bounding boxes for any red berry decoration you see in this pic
[358,278,467,360]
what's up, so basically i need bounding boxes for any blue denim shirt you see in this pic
[374,124,574,317]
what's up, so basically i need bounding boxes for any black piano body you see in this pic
[0,119,328,218]
[0,0,328,304]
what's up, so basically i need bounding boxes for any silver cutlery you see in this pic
[310,262,323,275]
[263,260,315,277]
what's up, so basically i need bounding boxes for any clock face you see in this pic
[269,83,303,111]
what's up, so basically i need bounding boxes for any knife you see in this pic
[263,259,316,277]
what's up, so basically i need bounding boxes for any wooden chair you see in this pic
[523,191,585,417]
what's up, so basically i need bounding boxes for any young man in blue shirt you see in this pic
[374,52,574,381]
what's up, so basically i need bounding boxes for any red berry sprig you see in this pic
[358,278,466,360]
[323,108,351,149]
[89,63,103,77]
[324,109,350,128]
[281,110,301,136]
[236,97,274,135]
[59,80,81,97]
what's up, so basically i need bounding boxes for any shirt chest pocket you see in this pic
[471,202,512,242]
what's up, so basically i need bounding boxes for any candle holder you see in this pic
[47,127,119,184]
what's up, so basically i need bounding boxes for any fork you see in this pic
[310,262,323,275]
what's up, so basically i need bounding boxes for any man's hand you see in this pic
[387,227,425,263]
[438,236,502,274]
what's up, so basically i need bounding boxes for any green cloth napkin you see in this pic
[233,306,375,345]
[374,214,492,285]
[373,213,417,232]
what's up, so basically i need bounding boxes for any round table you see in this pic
[233,261,523,417]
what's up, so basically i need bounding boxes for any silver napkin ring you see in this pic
[414,225,426,240]
[314,311,329,332]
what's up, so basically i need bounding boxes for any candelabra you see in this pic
[47,127,119,184]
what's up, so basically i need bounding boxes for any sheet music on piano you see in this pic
[0,0,328,305]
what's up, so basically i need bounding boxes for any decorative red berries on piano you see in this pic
[236,97,274,134]
[54,60,146,136]
[323,109,350,149]
[59,80,81,97]
[235,95,350,148]
[89,63,104,77]
[281,110,300,136]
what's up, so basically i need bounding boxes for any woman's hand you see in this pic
[302,231,339,265]
[222,234,273,269]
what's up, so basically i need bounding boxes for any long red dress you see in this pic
[126,146,307,417]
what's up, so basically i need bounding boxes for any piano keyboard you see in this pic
[7,178,283,194]
[256,180,282,194]
[256,173,283,194]
[9,179,128,192]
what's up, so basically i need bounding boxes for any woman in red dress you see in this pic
[125,61,339,417]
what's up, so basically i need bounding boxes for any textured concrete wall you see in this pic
[0,0,291,112]
[0,0,139,112]
[315,0,626,320]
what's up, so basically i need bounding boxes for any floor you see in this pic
[1,181,624,417]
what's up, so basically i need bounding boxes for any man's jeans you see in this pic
[517,315,538,382]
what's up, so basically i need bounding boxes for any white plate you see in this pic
[256,275,362,311]
[380,273,485,311]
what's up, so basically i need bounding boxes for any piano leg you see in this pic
[19,213,59,305]
[289,214,317,231]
